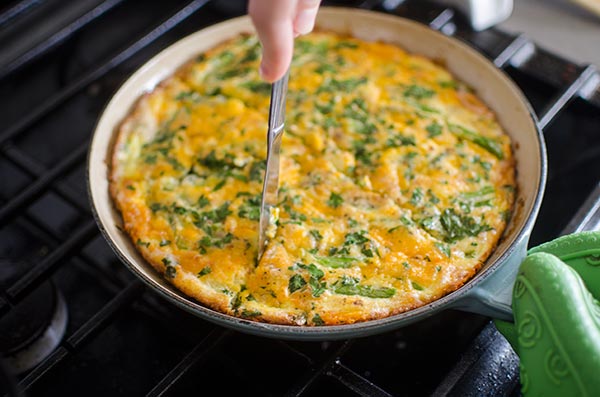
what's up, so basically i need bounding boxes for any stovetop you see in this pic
[0,1,599,396]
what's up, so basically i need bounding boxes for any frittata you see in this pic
[110,32,515,325]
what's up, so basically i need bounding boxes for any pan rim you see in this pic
[87,7,547,340]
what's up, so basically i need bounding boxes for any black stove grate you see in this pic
[1,0,599,396]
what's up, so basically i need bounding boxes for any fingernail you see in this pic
[295,9,316,35]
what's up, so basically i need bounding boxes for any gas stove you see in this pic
[0,1,599,396]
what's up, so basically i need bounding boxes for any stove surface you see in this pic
[0,1,599,396]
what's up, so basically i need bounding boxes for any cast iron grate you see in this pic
[0,0,599,396]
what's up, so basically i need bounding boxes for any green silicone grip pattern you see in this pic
[495,231,600,397]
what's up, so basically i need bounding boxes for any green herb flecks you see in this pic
[241,81,271,94]
[136,239,150,248]
[411,281,425,291]
[410,188,424,206]
[162,258,177,279]
[192,202,233,239]
[316,77,368,94]
[419,208,492,243]
[386,134,416,148]
[327,192,344,208]
[448,123,504,159]
[314,256,357,269]
[332,276,395,299]
[289,274,307,293]
[198,233,234,254]
[403,84,436,100]
[458,186,495,211]
[248,160,266,182]
[198,267,212,277]
[426,122,442,138]
[238,194,261,221]
[312,313,325,326]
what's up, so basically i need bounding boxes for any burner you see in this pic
[0,281,68,375]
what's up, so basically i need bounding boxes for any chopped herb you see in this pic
[315,63,336,74]
[159,240,171,247]
[439,80,458,89]
[427,189,440,204]
[309,229,323,241]
[198,150,240,171]
[242,81,271,94]
[404,84,435,100]
[144,154,157,164]
[448,123,504,159]
[361,247,374,257]
[435,242,451,257]
[297,263,324,280]
[348,219,359,228]
[332,276,395,298]
[175,90,201,102]
[411,281,424,291]
[426,122,442,138]
[248,160,266,182]
[198,233,233,253]
[316,77,367,94]
[197,195,210,208]
[335,41,359,49]
[386,134,416,147]
[162,258,176,278]
[402,262,410,269]
[387,225,403,233]
[213,179,226,191]
[314,256,356,268]
[136,239,150,248]
[240,309,261,318]
[289,274,307,293]
[308,277,326,297]
[458,186,495,210]
[410,188,424,206]
[238,194,261,221]
[126,185,135,191]
[198,266,211,277]
[327,192,344,208]
[312,313,325,326]
[344,230,370,246]
[420,208,492,243]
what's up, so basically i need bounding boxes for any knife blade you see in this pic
[258,69,290,260]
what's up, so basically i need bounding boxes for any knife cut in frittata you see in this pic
[110,32,515,325]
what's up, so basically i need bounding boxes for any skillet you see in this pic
[88,7,546,340]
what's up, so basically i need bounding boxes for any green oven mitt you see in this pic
[495,231,600,396]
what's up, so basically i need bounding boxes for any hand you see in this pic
[248,0,321,82]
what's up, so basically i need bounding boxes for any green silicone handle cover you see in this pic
[508,252,600,396]
[528,231,600,298]
[495,231,600,396]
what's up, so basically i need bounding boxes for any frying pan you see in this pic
[87,7,546,341]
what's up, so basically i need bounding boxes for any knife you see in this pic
[258,69,290,260]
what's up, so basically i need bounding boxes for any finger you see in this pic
[248,0,296,82]
[294,0,320,35]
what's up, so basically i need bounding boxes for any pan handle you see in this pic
[448,239,528,321]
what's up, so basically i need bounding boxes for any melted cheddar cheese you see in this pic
[110,33,515,325]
